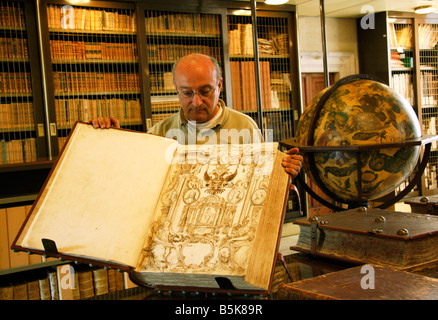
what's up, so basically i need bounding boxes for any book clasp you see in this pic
[309,217,319,255]
[42,238,59,255]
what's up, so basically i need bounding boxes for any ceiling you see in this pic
[259,0,438,18]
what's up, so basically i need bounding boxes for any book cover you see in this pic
[278,265,438,300]
[292,207,438,270]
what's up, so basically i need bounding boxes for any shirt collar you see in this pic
[179,99,228,129]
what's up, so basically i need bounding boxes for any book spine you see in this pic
[0,263,142,300]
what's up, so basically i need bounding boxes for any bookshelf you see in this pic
[0,0,45,166]
[140,6,225,129]
[227,11,296,143]
[226,8,301,221]
[41,1,143,153]
[0,258,150,300]
[358,11,438,197]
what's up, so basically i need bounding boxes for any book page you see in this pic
[135,143,278,278]
[21,123,178,267]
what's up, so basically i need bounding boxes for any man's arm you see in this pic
[89,116,120,129]
[282,147,303,178]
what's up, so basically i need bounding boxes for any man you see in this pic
[91,53,302,177]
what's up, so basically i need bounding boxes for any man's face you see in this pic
[174,58,222,123]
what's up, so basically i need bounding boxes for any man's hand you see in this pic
[89,116,120,129]
[282,148,303,178]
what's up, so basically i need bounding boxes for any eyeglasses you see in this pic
[176,84,218,100]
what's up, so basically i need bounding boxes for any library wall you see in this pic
[298,16,359,54]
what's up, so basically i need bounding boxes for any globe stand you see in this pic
[283,73,438,211]
[280,135,438,211]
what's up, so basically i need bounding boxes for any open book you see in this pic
[13,122,291,293]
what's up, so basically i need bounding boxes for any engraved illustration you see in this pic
[204,164,238,194]
[138,144,275,275]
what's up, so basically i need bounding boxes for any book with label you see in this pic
[12,122,290,293]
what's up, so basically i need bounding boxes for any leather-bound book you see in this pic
[404,195,438,215]
[278,264,438,300]
[78,269,94,299]
[291,207,438,270]
[93,268,109,296]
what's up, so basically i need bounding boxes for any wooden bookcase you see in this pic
[0,0,50,208]
[0,0,302,299]
[358,11,438,197]
[227,10,296,143]
[0,0,45,166]
[39,0,144,155]
[137,3,226,130]
[137,1,301,143]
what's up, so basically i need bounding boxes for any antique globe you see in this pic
[296,74,422,205]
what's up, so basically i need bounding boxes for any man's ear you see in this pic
[217,77,223,90]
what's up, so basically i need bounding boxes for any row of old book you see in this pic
[1,205,139,300]
[418,24,438,49]
[47,5,137,32]
[420,71,438,106]
[0,5,25,28]
[0,72,32,94]
[146,44,221,62]
[391,73,415,106]
[145,12,220,35]
[0,264,138,300]
[391,71,438,107]
[390,23,438,49]
[0,102,34,129]
[230,60,273,111]
[0,138,37,165]
[149,72,174,91]
[390,24,412,48]
[53,72,140,94]
[425,162,438,190]
[262,112,294,143]
[0,38,28,59]
[425,116,438,153]
[228,24,289,57]
[50,40,138,61]
[55,98,142,127]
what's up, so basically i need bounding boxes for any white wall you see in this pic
[298,16,359,73]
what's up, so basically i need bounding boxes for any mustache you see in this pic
[189,104,206,110]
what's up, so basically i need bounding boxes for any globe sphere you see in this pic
[296,75,422,202]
